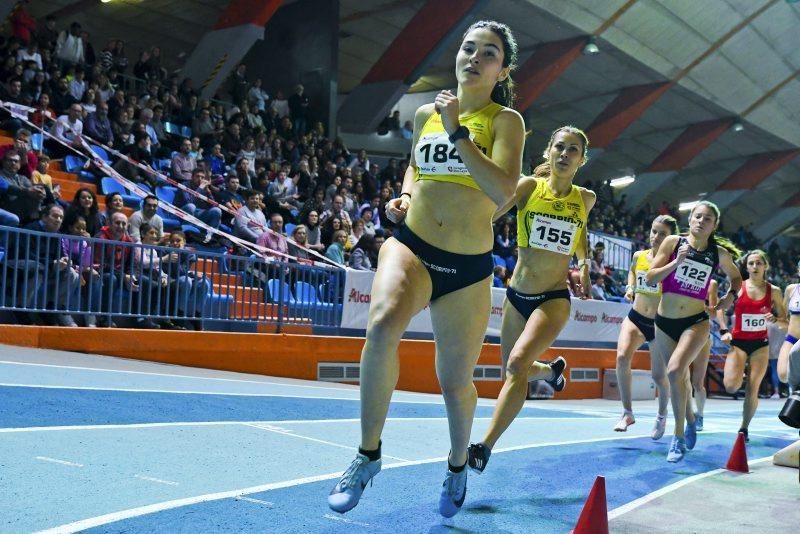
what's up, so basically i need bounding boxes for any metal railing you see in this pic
[0,226,344,331]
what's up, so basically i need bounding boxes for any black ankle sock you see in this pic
[359,441,381,462]
[448,460,466,473]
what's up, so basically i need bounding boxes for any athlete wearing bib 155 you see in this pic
[517,178,587,257]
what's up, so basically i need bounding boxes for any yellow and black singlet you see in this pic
[414,102,504,190]
[517,178,587,256]
[633,249,661,296]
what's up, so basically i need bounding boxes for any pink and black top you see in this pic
[661,237,719,301]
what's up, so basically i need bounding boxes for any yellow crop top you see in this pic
[414,101,504,190]
[633,248,661,296]
[517,178,587,256]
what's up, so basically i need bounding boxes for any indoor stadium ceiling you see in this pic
[32,0,800,236]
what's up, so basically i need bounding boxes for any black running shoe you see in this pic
[467,442,491,474]
[545,356,567,392]
[738,427,749,443]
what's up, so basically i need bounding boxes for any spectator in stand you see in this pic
[81,32,95,66]
[131,222,167,329]
[237,137,257,174]
[325,229,347,265]
[98,191,125,228]
[227,64,248,106]
[150,105,168,148]
[493,219,517,273]
[112,131,156,187]
[17,41,42,70]
[257,212,288,259]
[19,204,81,326]
[204,143,226,176]
[288,84,309,136]
[138,107,161,153]
[159,230,208,330]
[0,128,37,178]
[49,102,83,156]
[233,156,253,191]
[94,211,137,325]
[128,194,164,243]
[217,174,244,225]
[175,168,221,242]
[0,148,45,225]
[192,107,214,140]
[51,77,76,114]
[37,15,58,51]
[400,120,413,140]
[222,123,243,161]
[320,194,352,226]
[270,89,289,119]
[348,149,370,172]
[302,210,325,254]
[11,1,37,45]
[171,138,196,183]
[248,78,268,112]
[67,67,86,101]
[591,273,608,301]
[349,233,377,271]
[55,22,84,68]
[61,210,102,327]
[234,189,267,243]
[493,265,508,288]
[66,187,102,236]
[30,93,56,128]
[84,101,113,145]
[288,224,312,263]
[110,108,130,150]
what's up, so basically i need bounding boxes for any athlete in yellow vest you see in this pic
[329,21,525,517]
[468,126,596,474]
[613,215,677,439]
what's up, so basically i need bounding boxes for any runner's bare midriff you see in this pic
[659,292,707,319]
[509,247,570,294]
[404,180,497,254]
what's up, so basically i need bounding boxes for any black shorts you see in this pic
[628,308,655,342]
[655,311,709,343]
[393,224,493,302]
[506,287,571,321]
[731,338,769,357]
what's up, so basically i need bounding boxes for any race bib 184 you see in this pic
[528,214,577,255]
[415,131,470,175]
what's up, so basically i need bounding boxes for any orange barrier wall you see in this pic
[0,326,651,399]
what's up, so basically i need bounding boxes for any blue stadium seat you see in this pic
[155,186,180,228]
[492,254,507,269]
[294,281,333,311]
[64,155,85,173]
[284,223,296,237]
[100,177,140,207]
[266,279,296,305]
[181,126,192,138]
[164,122,182,137]
[31,133,43,152]
[89,145,111,164]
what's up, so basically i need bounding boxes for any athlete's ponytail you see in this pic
[653,214,679,235]
[465,21,518,108]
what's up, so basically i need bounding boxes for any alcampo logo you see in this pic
[348,289,371,304]
[574,311,597,323]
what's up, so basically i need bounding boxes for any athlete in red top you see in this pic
[722,250,787,441]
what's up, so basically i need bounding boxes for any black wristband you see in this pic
[719,329,729,335]
[448,125,470,144]
[399,192,411,200]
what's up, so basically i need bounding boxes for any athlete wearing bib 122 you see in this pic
[657,236,719,342]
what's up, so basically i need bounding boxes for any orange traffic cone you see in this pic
[725,432,749,473]
[572,475,608,534]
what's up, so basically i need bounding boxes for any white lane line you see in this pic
[34,456,83,468]
[134,474,179,486]
[34,431,737,534]
[323,513,370,527]
[608,456,772,521]
[242,423,411,462]
[0,414,625,434]
[234,496,274,507]
[0,360,367,393]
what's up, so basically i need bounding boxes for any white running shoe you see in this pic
[613,412,635,432]
[651,415,667,440]
[328,454,381,513]
[438,467,467,518]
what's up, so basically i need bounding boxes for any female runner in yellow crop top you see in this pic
[328,21,525,517]
[467,126,596,474]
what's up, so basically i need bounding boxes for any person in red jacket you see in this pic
[722,249,787,441]
[10,1,36,44]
